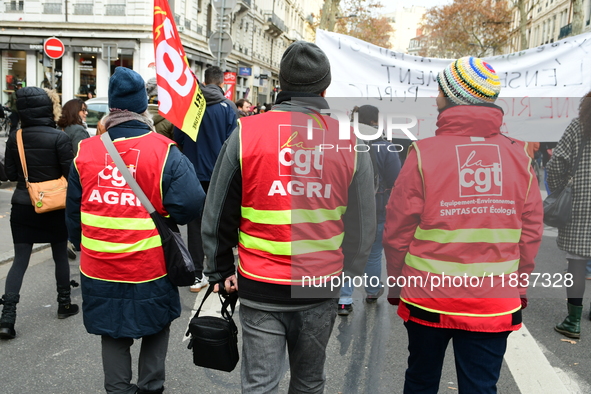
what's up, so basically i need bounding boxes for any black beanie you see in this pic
[279,41,331,94]
[108,67,148,113]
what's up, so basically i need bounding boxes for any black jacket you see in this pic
[5,87,73,205]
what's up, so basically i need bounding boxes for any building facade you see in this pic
[385,5,426,53]
[509,0,591,52]
[0,0,319,107]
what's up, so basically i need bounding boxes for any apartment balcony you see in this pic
[558,23,572,40]
[265,12,285,37]
[238,0,251,13]
[43,2,62,14]
[73,3,93,15]
[5,1,24,12]
[105,4,126,16]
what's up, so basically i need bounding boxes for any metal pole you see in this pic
[108,45,112,77]
[217,0,225,67]
[51,59,56,90]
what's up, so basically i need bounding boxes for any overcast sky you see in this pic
[378,0,450,14]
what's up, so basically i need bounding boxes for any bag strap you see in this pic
[194,284,238,321]
[100,133,156,214]
[15,129,29,186]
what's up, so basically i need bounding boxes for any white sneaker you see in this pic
[190,276,209,293]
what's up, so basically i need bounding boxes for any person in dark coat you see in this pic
[57,98,91,156]
[66,67,204,394]
[173,66,238,293]
[0,87,78,340]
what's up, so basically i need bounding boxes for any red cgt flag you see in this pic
[153,0,205,141]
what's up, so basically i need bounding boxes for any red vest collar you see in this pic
[435,105,504,138]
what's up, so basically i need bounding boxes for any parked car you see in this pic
[85,97,108,136]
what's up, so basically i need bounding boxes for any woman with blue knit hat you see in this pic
[66,67,204,394]
[383,57,544,393]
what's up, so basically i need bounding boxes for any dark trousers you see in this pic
[101,324,170,394]
[404,320,510,394]
[187,181,209,278]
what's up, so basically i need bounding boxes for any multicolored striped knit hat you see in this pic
[437,57,501,105]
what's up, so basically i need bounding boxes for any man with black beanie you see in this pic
[202,41,375,392]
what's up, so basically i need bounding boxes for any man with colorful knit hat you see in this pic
[383,57,544,393]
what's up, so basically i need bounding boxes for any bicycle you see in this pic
[0,106,12,137]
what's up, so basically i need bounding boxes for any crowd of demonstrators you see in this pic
[57,98,91,156]
[338,104,401,316]
[0,41,565,394]
[203,41,376,392]
[173,66,238,293]
[383,57,543,392]
[66,67,204,394]
[548,92,591,340]
[145,77,174,140]
[1,87,79,340]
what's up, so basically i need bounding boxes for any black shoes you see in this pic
[338,303,353,316]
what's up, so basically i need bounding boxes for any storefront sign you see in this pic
[153,0,205,141]
[239,67,252,76]
[224,72,237,101]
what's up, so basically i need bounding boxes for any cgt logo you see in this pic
[456,144,502,197]
[98,149,140,188]
[278,125,324,179]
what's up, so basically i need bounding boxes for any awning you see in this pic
[68,39,136,55]
[4,36,50,51]
[0,35,9,50]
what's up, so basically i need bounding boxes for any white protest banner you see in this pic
[316,29,591,141]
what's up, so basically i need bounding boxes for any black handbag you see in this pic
[543,136,588,228]
[101,133,196,286]
[186,285,239,372]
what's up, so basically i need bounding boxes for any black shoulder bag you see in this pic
[101,133,196,286]
[543,136,588,228]
[186,284,239,372]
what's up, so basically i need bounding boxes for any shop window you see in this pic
[1,50,27,104]
[40,57,63,95]
[75,54,97,100]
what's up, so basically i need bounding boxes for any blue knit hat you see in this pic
[108,67,148,113]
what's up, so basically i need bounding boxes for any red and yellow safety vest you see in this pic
[398,132,536,332]
[237,111,357,285]
[75,133,172,283]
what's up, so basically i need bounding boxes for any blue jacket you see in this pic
[371,138,401,223]
[174,84,237,182]
[66,120,204,338]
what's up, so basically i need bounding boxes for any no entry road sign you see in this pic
[44,37,65,59]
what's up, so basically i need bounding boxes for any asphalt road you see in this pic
[0,232,587,393]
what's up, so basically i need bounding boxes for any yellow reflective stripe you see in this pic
[238,260,342,283]
[239,232,344,256]
[405,254,519,277]
[81,234,161,253]
[80,269,167,284]
[81,212,155,230]
[241,206,347,225]
[401,298,521,317]
[414,227,521,244]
